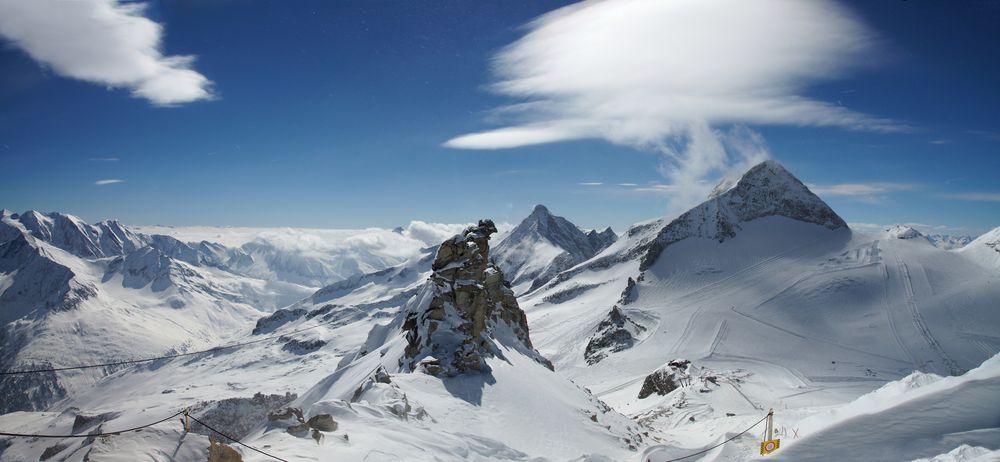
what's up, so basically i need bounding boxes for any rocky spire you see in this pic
[401,219,552,376]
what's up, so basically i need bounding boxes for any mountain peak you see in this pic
[639,160,847,271]
[529,204,552,219]
[726,160,847,229]
[885,225,925,240]
[493,206,617,293]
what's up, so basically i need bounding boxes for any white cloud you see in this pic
[94,179,124,185]
[445,0,904,212]
[940,192,1000,203]
[807,181,916,204]
[401,221,473,247]
[89,157,120,162]
[0,0,213,106]
[446,0,901,151]
[579,182,603,186]
[808,182,917,197]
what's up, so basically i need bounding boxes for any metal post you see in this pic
[766,408,774,441]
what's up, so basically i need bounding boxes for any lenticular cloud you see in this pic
[446,0,900,151]
[0,0,213,106]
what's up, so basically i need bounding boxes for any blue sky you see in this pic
[0,0,997,236]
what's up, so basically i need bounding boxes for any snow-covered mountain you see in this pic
[0,160,997,461]
[926,233,973,250]
[134,222,476,289]
[0,211,313,413]
[0,219,647,461]
[493,204,616,294]
[958,227,1000,270]
[516,160,998,459]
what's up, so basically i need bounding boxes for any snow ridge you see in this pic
[493,204,616,293]
[640,160,847,271]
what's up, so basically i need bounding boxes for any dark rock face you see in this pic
[281,338,327,354]
[638,371,678,399]
[72,411,119,433]
[493,205,617,293]
[584,306,646,365]
[640,161,847,271]
[307,414,338,432]
[638,360,691,399]
[401,220,552,375]
[188,392,298,441]
[619,277,639,305]
[253,308,309,335]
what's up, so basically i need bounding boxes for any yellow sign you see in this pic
[760,439,780,455]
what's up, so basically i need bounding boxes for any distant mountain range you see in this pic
[1,160,998,461]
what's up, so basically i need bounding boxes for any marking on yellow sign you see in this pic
[760,439,780,455]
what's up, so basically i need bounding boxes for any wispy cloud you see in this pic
[940,192,1000,203]
[0,0,213,106]
[88,157,119,162]
[489,169,542,177]
[617,183,638,187]
[929,139,951,145]
[579,182,603,186]
[848,221,978,235]
[806,182,917,205]
[808,182,917,197]
[94,179,124,186]
[445,0,903,213]
[967,130,1000,141]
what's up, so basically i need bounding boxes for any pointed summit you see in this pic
[493,205,617,293]
[722,160,846,229]
[640,160,847,271]
[530,204,551,216]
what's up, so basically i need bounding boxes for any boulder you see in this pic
[307,414,338,432]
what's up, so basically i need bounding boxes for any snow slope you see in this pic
[958,227,1000,270]
[133,221,485,288]
[0,220,646,462]
[516,161,999,460]
[768,354,1000,461]
[0,212,314,413]
[493,205,616,295]
[0,161,996,461]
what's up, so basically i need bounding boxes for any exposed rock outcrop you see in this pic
[401,219,552,375]
[584,306,646,365]
[208,436,243,462]
[638,359,692,399]
[885,225,925,240]
[640,161,847,271]
[493,205,616,293]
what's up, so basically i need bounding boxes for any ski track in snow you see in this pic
[894,254,963,375]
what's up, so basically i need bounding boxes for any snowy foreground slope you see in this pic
[0,161,998,461]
